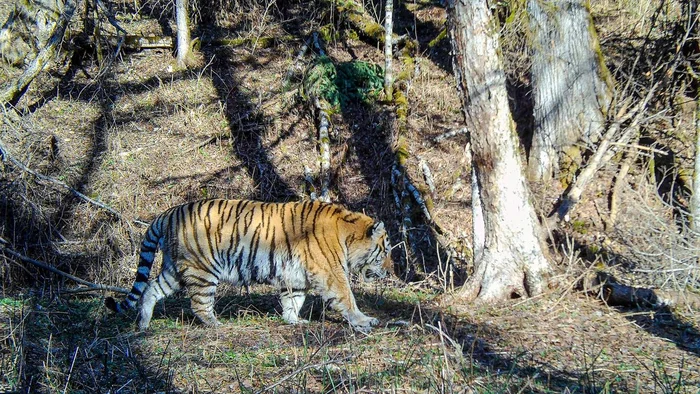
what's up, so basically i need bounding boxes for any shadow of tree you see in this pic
[204,45,298,201]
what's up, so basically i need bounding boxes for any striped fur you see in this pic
[105,199,392,332]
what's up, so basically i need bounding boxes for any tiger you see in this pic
[105,199,392,332]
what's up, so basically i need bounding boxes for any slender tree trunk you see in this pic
[384,0,393,100]
[446,0,551,302]
[692,99,700,232]
[689,1,700,232]
[175,0,191,68]
[527,0,613,181]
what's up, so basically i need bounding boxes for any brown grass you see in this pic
[1,0,698,392]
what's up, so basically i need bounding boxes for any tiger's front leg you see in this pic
[320,275,379,332]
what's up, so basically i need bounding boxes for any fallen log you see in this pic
[583,271,700,310]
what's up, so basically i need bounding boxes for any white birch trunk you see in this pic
[691,101,700,232]
[384,0,393,100]
[175,0,191,68]
[527,0,612,181]
[447,0,551,302]
[314,97,332,203]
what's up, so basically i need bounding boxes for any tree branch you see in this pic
[0,238,129,294]
[548,83,658,227]
[0,135,148,227]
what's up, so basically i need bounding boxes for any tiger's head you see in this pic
[348,221,393,282]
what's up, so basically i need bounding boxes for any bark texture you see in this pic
[1,0,75,106]
[175,0,191,68]
[0,0,62,66]
[383,0,394,100]
[692,97,700,231]
[527,0,613,181]
[447,0,551,302]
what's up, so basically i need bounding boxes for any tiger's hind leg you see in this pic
[280,290,307,324]
[138,267,181,331]
[182,269,221,327]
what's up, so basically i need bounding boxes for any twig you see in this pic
[63,346,79,394]
[420,158,436,194]
[283,36,311,90]
[433,127,468,143]
[392,166,437,226]
[548,82,658,226]
[0,136,148,226]
[607,142,638,230]
[95,0,127,36]
[255,359,346,394]
[0,241,129,294]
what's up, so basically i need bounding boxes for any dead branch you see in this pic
[420,158,436,195]
[393,166,434,225]
[95,0,126,36]
[607,142,638,230]
[583,271,700,310]
[283,36,311,90]
[255,358,349,394]
[547,83,657,228]
[0,238,129,294]
[314,96,331,202]
[0,0,76,106]
[433,127,468,143]
[0,135,148,227]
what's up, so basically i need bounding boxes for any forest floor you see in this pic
[1,0,699,392]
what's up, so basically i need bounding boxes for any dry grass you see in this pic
[1,0,699,392]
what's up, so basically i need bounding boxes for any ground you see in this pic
[0,0,698,393]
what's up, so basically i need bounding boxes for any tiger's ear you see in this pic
[366,221,385,239]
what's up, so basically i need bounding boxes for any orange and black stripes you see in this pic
[105,199,392,331]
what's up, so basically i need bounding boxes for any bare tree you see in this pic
[446,0,552,302]
[688,0,700,232]
[527,0,614,181]
[175,0,192,68]
[383,0,393,100]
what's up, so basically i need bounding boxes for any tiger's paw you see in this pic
[282,314,309,325]
[349,314,379,333]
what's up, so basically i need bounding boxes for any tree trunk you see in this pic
[692,97,700,232]
[383,0,393,100]
[527,0,613,181]
[446,0,552,302]
[175,0,191,68]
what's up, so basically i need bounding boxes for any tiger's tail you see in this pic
[105,217,164,313]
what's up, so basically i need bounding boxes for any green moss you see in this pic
[302,56,384,110]
[396,137,409,165]
[572,220,588,234]
[559,145,583,188]
[364,22,385,40]
[428,28,447,48]
[585,5,615,114]
[318,24,338,43]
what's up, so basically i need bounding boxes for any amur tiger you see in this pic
[105,199,392,332]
